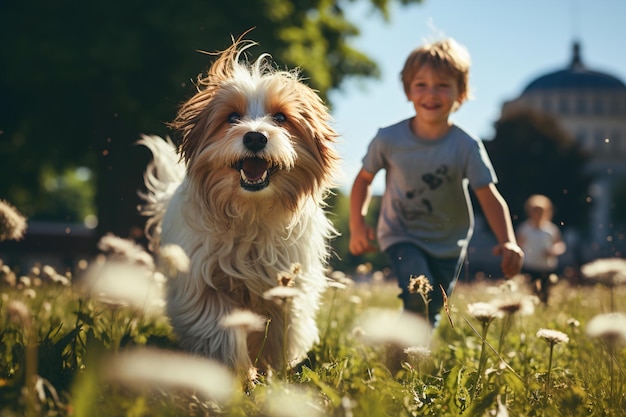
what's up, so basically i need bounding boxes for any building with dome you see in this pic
[501,41,626,257]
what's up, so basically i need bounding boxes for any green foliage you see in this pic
[485,109,591,230]
[2,263,626,416]
[0,0,423,236]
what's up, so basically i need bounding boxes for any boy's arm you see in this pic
[474,183,524,278]
[550,225,567,256]
[349,168,377,255]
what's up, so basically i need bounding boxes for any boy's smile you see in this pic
[407,64,461,139]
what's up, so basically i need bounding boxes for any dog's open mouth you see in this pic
[235,157,275,191]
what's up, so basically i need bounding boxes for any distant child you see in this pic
[516,194,566,304]
[349,38,523,325]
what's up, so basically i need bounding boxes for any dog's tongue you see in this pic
[242,157,269,180]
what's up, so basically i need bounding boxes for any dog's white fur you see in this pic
[139,38,340,372]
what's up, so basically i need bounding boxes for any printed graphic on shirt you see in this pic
[393,164,452,228]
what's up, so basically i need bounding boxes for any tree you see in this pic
[483,109,591,231]
[0,0,422,239]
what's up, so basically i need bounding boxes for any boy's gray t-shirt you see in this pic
[362,118,497,258]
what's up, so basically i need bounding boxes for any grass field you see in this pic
[1,249,626,416]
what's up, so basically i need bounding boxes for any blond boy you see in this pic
[349,38,523,325]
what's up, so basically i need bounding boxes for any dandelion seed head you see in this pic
[467,302,502,323]
[1,264,17,286]
[0,200,27,242]
[586,313,626,342]
[158,244,190,276]
[567,318,580,328]
[328,271,354,289]
[77,259,89,271]
[581,258,626,287]
[329,270,347,280]
[348,295,362,304]
[219,309,267,333]
[29,265,41,277]
[487,277,522,295]
[536,328,569,345]
[263,286,301,304]
[41,264,71,286]
[6,300,30,325]
[496,300,521,315]
[82,261,165,313]
[327,280,347,290]
[351,326,365,338]
[98,233,155,269]
[105,348,236,402]
[23,288,37,299]
[263,383,323,417]
[357,308,432,347]
[18,276,32,288]
[371,270,385,282]
[408,275,434,296]
[404,345,432,361]
[356,263,372,275]
[494,294,536,316]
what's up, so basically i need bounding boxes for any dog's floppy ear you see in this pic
[170,36,256,164]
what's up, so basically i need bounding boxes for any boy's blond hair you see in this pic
[400,38,472,108]
[524,194,554,221]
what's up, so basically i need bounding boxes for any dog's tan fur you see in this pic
[139,38,340,373]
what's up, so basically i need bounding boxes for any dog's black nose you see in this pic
[243,131,267,152]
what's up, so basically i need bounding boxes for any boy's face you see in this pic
[407,64,462,125]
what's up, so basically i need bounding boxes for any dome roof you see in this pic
[523,42,626,93]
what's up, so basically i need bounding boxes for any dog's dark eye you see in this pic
[227,112,242,124]
[272,112,287,124]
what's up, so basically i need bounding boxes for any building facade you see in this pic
[502,42,626,258]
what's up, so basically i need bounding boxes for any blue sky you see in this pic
[329,0,626,194]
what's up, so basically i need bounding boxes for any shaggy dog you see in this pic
[138,38,340,373]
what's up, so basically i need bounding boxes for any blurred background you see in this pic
[1,0,625,279]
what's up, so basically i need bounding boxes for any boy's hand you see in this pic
[492,242,524,278]
[349,224,377,255]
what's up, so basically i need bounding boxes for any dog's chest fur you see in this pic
[161,178,329,297]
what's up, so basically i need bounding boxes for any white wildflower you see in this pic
[537,328,569,345]
[467,302,502,323]
[408,275,433,297]
[581,258,626,287]
[0,199,27,242]
[586,313,626,342]
[263,286,302,305]
[357,308,432,347]
[219,309,267,333]
[263,383,323,417]
[82,261,164,313]
[104,348,235,402]
[158,244,190,276]
[98,233,154,269]
[493,294,537,316]
[567,318,580,328]
[404,345,432,361]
